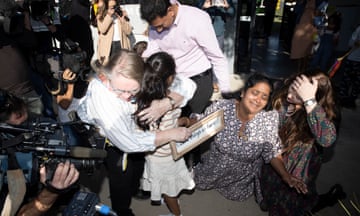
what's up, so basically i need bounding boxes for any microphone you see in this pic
[69,146,107,159]
[95,204,118,216]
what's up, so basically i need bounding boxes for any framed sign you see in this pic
[170,110,225,160]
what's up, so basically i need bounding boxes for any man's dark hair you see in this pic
[0,89,26,122]
[140,0,171,23]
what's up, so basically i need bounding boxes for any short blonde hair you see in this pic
[102,49,145,85]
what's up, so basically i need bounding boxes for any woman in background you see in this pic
[96,0,132,65]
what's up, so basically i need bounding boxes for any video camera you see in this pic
[47,38,91,93]
[61,38,90,79]
[0,118,106,185]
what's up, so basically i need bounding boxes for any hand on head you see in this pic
[290,75,318,102]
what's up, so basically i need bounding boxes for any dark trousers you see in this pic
[182,68,214,116]
[110,41,121,58]
[105,147,145,216]
[182,68,214,167]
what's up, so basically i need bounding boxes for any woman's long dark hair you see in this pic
[134,52,176,130]
[272,69,338,152]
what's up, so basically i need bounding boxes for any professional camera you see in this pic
[62,38,90,78]
[114,5,123,17]
[0,118,106,186]
[113,5,129,21]
[47,38,91,85]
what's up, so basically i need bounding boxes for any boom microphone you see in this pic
[69,146,107,159]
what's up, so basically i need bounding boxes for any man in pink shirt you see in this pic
[140,0,230,115]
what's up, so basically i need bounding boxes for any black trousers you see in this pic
[182,68,214,167]
[182,68,214,116]
[105,146,145,216]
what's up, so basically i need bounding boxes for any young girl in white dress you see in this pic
[134,52,195,216]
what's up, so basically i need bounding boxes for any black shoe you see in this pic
[151,200,162,206]
[259,200,269,212]
[311,184,347,213]
[133,190,150,200]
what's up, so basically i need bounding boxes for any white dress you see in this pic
[141,108,195,201]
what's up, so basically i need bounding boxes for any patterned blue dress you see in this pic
[194,99,282,202]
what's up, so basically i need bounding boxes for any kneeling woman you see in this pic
[191,74,306,203]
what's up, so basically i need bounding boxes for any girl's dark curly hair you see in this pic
[134,52,176,130]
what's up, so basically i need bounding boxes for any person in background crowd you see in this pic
[198,0,235,52]
[133,41,148,57]
[134,52,195,216]
[263,0,279,38]
[184,74,306,203]
[290,0,317,72]
[337,24,360,109]
[310,11,342,72]
[260,69,338,215]
[198,0,235,93]
[77,49,196,216]
[96,0,132,65]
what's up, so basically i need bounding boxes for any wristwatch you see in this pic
[303,98,317,107]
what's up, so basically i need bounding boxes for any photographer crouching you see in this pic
[0,89,79,215]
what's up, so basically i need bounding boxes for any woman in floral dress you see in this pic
[260,69,338,215]
[192,74,307,203]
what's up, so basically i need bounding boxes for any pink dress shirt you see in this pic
[142,2,230,92]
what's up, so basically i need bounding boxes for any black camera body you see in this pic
[62,39,89,76]
[114,5,123,17]
[0,119,106,186]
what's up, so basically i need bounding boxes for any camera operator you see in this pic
[96,0,132,65]
[0,89,79,216]
[55,68,88,146]
[17,160,79,216]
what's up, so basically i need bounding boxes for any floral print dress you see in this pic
[260,105,337,215]
[194,99,282,202]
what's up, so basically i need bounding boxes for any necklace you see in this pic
[236,102,248,140]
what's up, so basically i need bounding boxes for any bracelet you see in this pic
[303,98,317,107]
[166,96,176,110]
